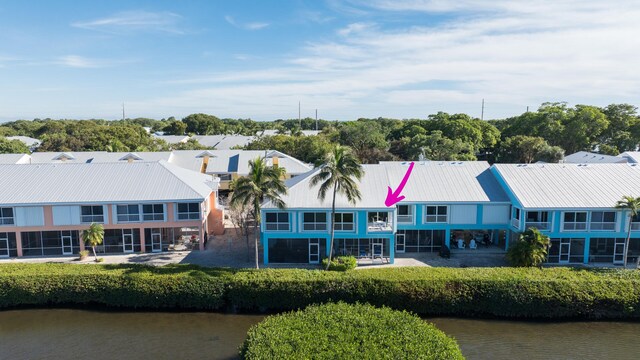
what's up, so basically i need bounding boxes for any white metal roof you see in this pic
[5,136,41,147]
[152,134,190,144]
[493,163,640,209]
[264,161,508,209]
[620,152,640,164]
[192,135,253,149]
[0,154,30,164]
[0,161,216,206]
[563,151,627,164]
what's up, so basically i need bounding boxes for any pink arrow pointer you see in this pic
[385,161,415,207]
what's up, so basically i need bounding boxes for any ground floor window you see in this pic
[334,238,390,259]
[267,238,326,264]
[144,227,201,253]
[451,230,503,249]
[0,232,17,257]
[548,238,584,263]
[21,231,80,257]
[95,229,141,254]
[396,230,444,253]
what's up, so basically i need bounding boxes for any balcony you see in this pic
[397,215,413,224]
[525,222,550,231]
[367,221,393,232]
[511,218,520,228]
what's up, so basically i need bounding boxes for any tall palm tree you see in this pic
[231,157,287,269]
[615,195,640,268]
[82,223,104,262]
[310,145,364,270]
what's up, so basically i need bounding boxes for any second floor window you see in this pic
[177,203,200,220]
[632,214,640,231]
[81,206,104,223]
[117,205,140,222]
[0,208,14,225]
[334,213,354,231]
[143,204,165,221]
[525,211,549,229]
[425,206,447,223]
[563,212,587,231]
[590,211,616,231]
[397,205,413,223]
[302,212,327,231]
[265,212,289,231]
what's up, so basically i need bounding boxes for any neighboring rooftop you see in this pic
[5,136,41,148]
[493,163,640,209]
[620,151,640,164]
[0,161,217,205]
[562,151,627,164]
[265,161,509,209]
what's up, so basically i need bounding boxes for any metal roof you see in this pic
[264,161,509,209]
[563,151,627,164]
[620,151,640,164]
[192,135,254,149]
[6,136,41,147]
[0,161,216,206]
[493,163,640,209]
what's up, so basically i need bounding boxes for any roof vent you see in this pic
[52,152,76,161]
[118,153,143,162]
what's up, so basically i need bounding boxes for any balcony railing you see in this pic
[589,223,616,231]
[397,215,413,223]
[632,223,640,231]
[525,222,550,231]
[368,221,393,232]
[511,218,520,228]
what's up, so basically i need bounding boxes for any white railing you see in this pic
[397,215,413,223]
[525,222,550,231]
[511,218,520,228]
[367,222,393,232]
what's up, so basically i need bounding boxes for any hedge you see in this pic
[0,264,639,319]
[321,256,357,271]
[240,302,464,359]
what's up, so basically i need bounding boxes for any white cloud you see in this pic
[55,55,134,69]
[224,15,269,30]
[72,10,184,34]
[136,0,640,120]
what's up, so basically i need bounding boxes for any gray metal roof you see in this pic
[6,136,41,147]
[493,163,640,209]
[192,135,253,149]
[563,151,627,164]
[0,154,30,164]
[620,151,640,164]
[0,161,216,205]
[264,161,509,209]
[152,134,190,144]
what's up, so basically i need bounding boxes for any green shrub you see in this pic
[1,264,640,319]
[78,250,89,260]
[240,302,464,360]
[321,256,357,271]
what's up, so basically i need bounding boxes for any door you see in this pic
[151,229,162,252]
[309,239,320,264]
[559,238,570,263]
[396,233,405,253]
[614,239,625,265]
[372,241,384,259]
[61,232,73,255]
[0,234,8,258]
[123,230,134,253]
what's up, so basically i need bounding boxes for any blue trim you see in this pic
[583,237,590,264]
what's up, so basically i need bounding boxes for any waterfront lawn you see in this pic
[0,264,639,319]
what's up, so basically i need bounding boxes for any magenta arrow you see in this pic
[385,161,415,207]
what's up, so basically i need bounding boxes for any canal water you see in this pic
[0,309,638,360]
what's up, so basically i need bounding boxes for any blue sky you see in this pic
[1,0,639,121]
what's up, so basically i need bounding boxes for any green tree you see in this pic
[82,223,104,262]
[494,135,564,163]
[506,228,551,267]
[163,120,187,135]
[230,158,287,268]
[182,113,225,135]
[410,131,476,161]
[310,145,363,270]
[338,121,389,163]
[0,137,30,154]
[615,196,640,268]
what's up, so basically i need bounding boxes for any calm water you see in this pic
[0,309,638,360]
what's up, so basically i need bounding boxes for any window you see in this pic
[563,212,587,231]
[590,211,616,231]
[302,212,327,231]
[525,211,549,230]
[177,203,200,220]
[334,213,354,231]
[265,212,289,231]
[632,214,640,231]
[218,174,232,181]
[397,205,413,223]
[425,206,447,223]
[0,208,14,225]
[142,204,165,221]
[81,206,104,223]
[117,205,140,222]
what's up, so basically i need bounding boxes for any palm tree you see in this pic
[310,145,363,270]
[615,195,640,268]
[506,227,550,267]
[230,157,287,269]
[82,223,104,262]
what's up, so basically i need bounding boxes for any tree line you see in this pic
[1,102,638,164]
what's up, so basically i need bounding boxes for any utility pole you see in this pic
[481,99,485,121]
[526,106,529,113]
[315,109,318,131]
[298,101,301,127]
[122,102,125,121]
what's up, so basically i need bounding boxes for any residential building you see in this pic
[261,161,511,265]
[5,136,41,151]
[492,163,640,265]
[562,151,627,164]
[0,161,223,258]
